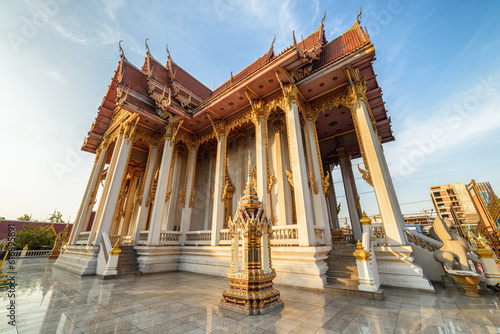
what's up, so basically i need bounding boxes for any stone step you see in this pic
[327,277,359,287]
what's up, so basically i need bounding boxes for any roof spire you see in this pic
[119,40,124,57]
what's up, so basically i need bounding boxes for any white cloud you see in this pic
[386,72,500,180]
[41,68,66,84]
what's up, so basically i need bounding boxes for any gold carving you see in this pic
[285,167,293,188]
[109,241,122,256]
[267,170,275,193]
[355,195,361,210]
[179,190,186,208]
[357,163,372,187]
[189,190,195,208]
[322,171,330,196]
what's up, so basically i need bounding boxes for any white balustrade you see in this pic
[185,230,212,246]
[159,231,182,245]
[271,225,299,246]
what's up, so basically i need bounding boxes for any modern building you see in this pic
[430,182,479,226]
[404,215,432,226]
[55,12,433,292]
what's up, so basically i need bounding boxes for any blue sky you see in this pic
[0,0,499,223]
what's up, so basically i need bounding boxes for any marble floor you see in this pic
[0,259,499,334]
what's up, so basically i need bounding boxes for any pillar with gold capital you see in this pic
[92,128,133,246]
[283,84,314,246]
[132,145,158,244]
[304,106,332,245]
[163,145,184,231]
[180,140,199,245]
[68,143,108,245]
[272,117,293,226]
[204,145,216,231]
[147,124,177,245]
[210,119,228,246]
[338,147,362,241]
[350,92,406,246]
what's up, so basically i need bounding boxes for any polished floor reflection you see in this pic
[0,259,499,333]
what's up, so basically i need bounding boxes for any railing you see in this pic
[344,233,354,244]
[101,237,109,263]
[138,231,148,245]
[185,230,212,246]
[219,229,231,245]
[76,231,90,245]
[9,250,52,258]
[271,225,299,246]
[371,224,386,240]
[404,229,441,252]
[314,226,326,246]
[159,231,181,245]
[109,235,122,245]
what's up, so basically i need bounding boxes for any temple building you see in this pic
[55,12,433,291]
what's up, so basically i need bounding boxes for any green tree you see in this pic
[14,223,55,250]
[0,216,5,220]
[48,211,64,223]
[17,214,32,221]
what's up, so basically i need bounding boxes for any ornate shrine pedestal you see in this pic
[220,157,284,315]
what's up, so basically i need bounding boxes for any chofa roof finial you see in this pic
[322,10,326,25]
[119,40,124,57]
[271,33,276,49]
[356,6,362,24]
[145,38,150,53]
[166,44,171,59]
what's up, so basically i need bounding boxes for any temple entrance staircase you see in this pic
[326,244,359,289]
[325,243,384,299]
[116,246,138,276]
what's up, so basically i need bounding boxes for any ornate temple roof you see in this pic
[83,9,394,161]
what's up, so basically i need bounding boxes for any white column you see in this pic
[147,138,174,245]
[92,133,132,246]
[89,134,124,244]
[285,97,314,246]
[180,147,198,245]
[305,119,332,244]
[203,147,216,230]
[211,126,227,246]
[255,116,270,211]
[273,119,293,226]
[164,147,183,231]
[118,169,141,236]
[69,145,107,245]
[326,175,340,230]
[353,99,406,245]
[339,153,362,241]
[132,146,157,243]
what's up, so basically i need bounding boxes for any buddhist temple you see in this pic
[55,10,434,292]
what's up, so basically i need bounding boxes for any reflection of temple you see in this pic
[55,12,431,290]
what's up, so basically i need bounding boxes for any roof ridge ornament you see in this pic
[145,38,150,54]
[356,6,362,25]
[119,40,124,57]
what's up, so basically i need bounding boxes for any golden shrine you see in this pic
[220,156,283,315]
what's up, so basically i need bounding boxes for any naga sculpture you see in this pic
[433,216,470,270]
